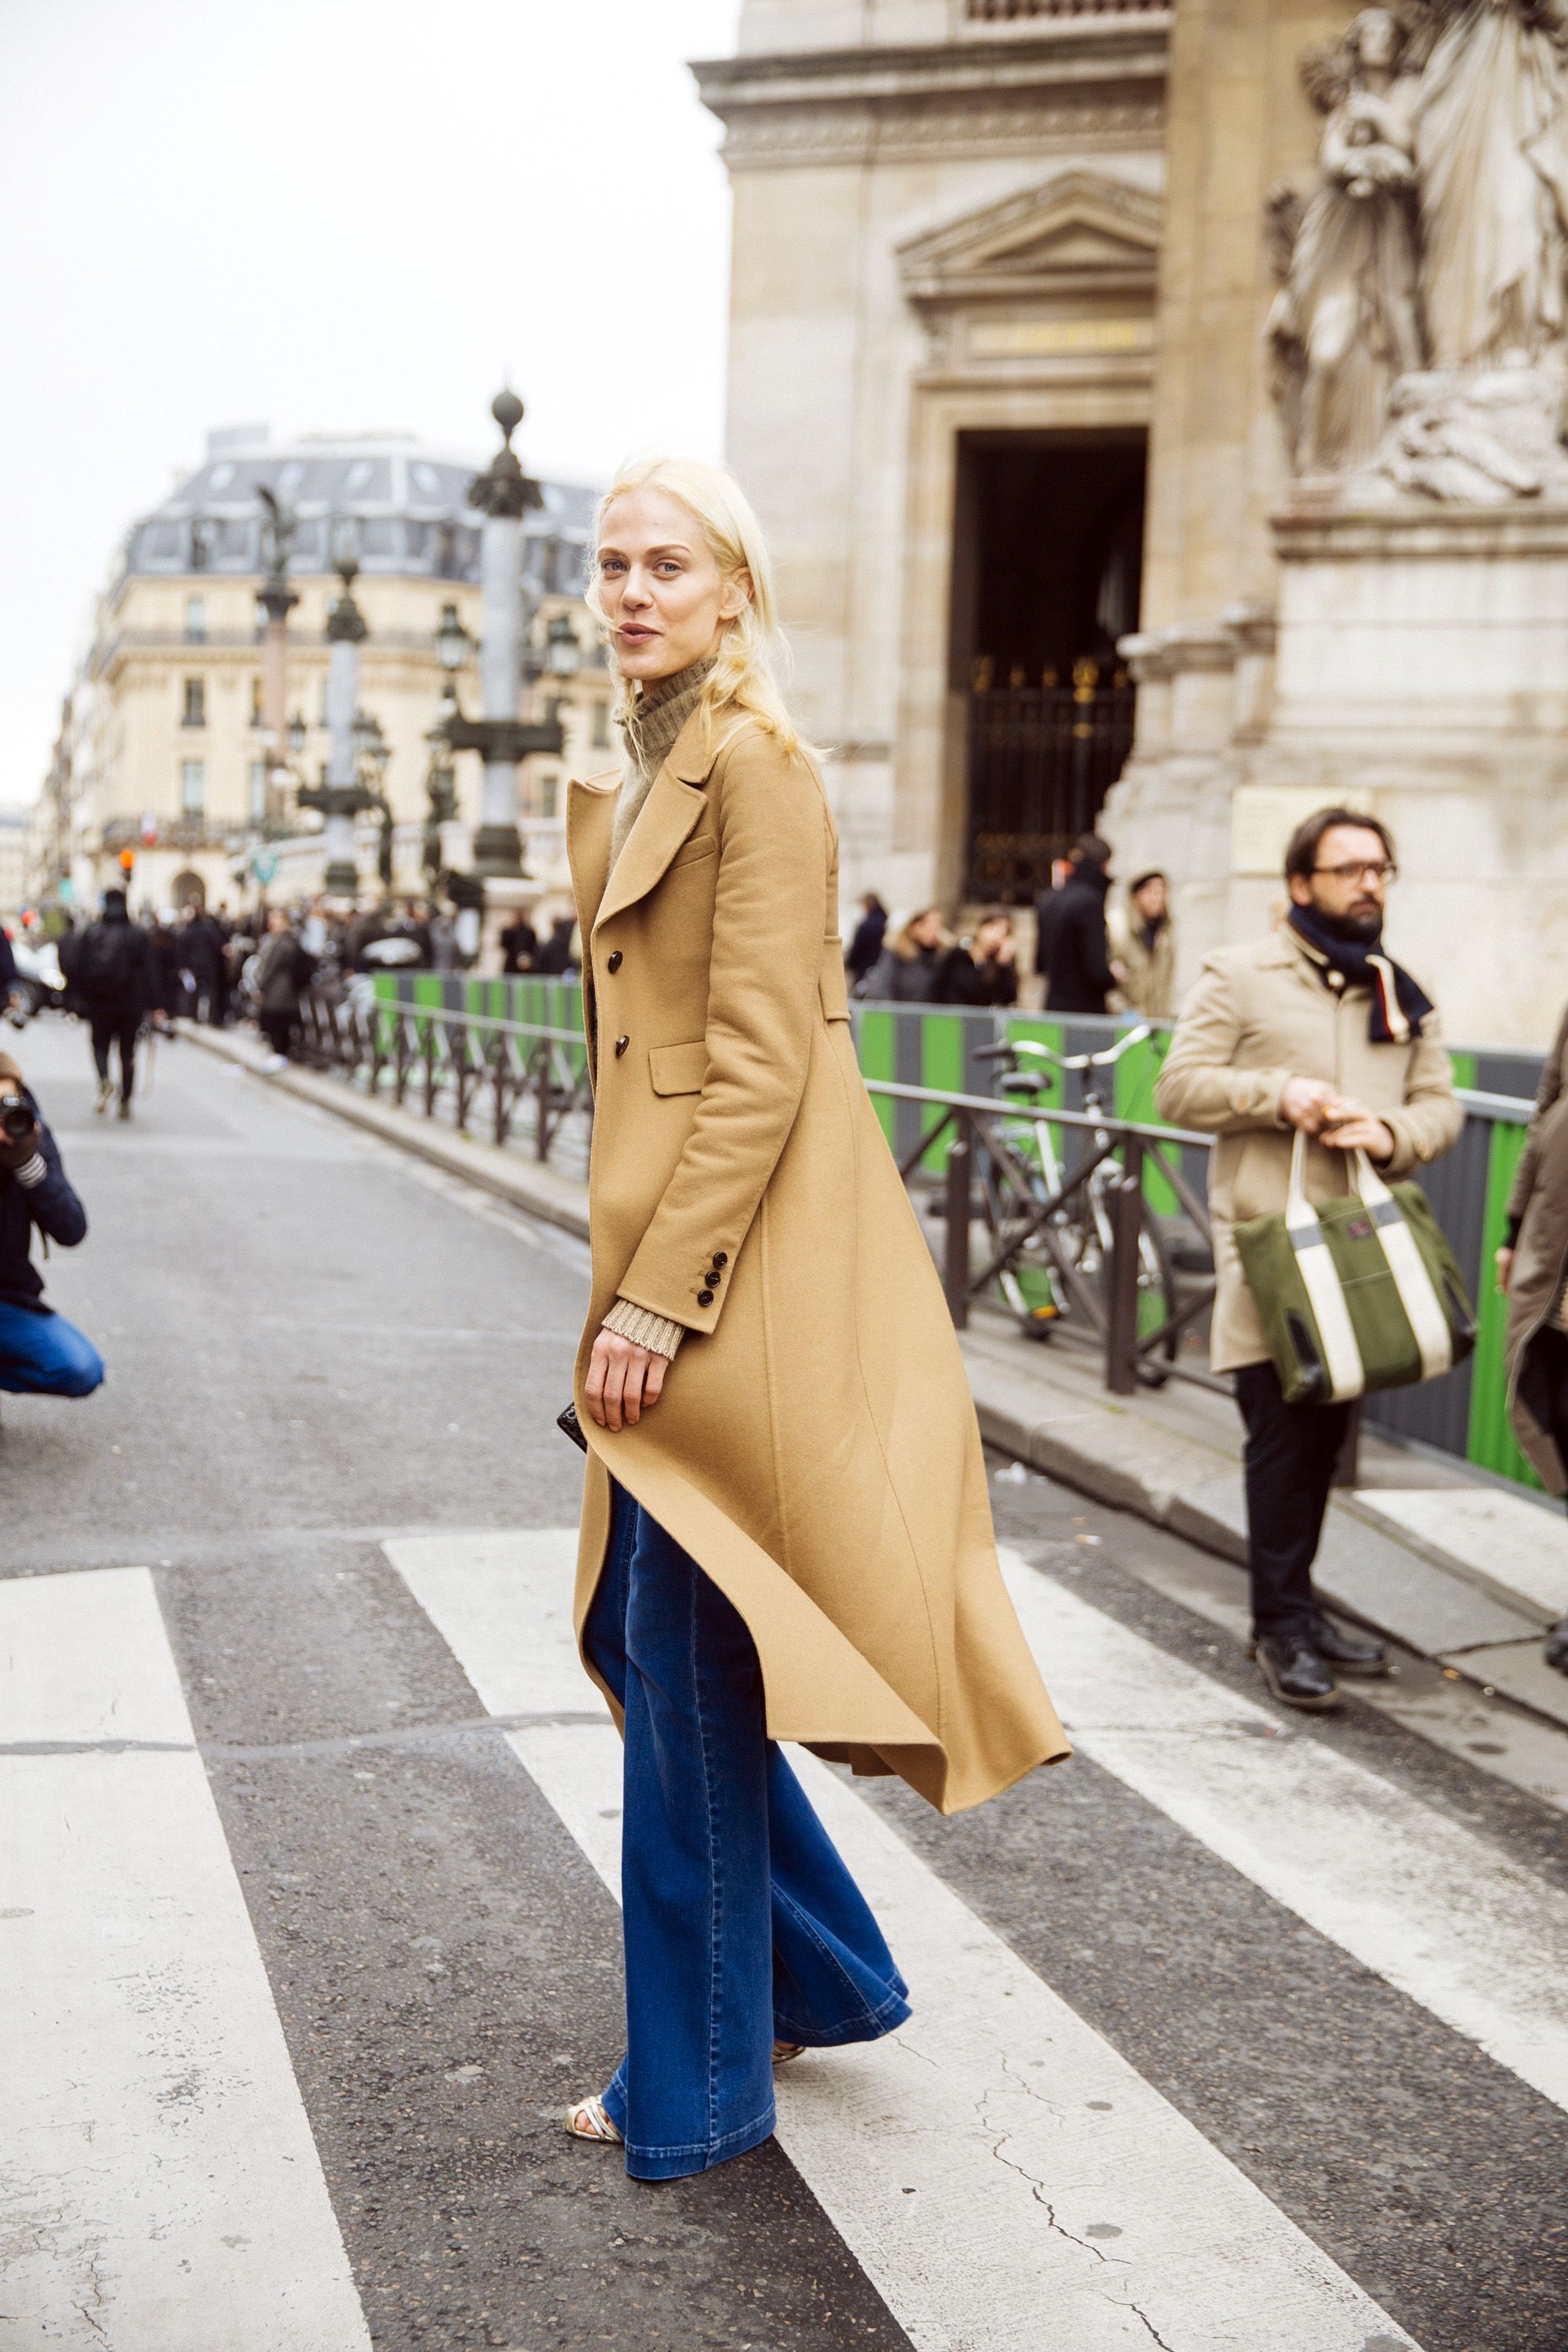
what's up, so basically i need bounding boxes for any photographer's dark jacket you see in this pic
[1,1087,87,1313]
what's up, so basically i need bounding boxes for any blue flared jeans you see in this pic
[583,1480,910,2180]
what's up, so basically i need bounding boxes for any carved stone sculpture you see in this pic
[1269,0,1568,499]
[1267,8,1425,473]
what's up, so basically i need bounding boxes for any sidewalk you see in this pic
[185,1021,1568,1731]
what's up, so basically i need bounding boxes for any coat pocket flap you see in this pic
[648,1040,709,1095]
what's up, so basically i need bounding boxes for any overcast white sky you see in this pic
[0,0,742,809]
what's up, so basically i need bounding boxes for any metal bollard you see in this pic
[944,1125,972,1330]
[1104,1138,1144,1396]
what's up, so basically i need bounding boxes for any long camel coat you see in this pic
[566,708,1068,1815]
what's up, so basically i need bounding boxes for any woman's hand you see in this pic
[585,1328,669,1432]
[1496,1246,1515,1297]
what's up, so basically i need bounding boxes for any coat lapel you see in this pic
[565,772,618,942]
[591,706,716,937]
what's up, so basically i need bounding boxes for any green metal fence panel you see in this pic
[855,1009,899,1153]
[1466,1115,1541,1489]
[920,1014,967,1171]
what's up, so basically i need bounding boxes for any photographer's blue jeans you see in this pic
[0,1302,103,1397]
[583,1479,910,2181]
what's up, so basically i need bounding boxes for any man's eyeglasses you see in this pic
[1312,860,1397,886]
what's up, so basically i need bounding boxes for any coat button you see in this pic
[698,1289,715,1306]
[614,1035,629,1057]
[712,1251,728,1266]
[608,950,622,972]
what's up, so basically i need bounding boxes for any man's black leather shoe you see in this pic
[1250,1631,1340,1711]
[1307,1610,1388,1678]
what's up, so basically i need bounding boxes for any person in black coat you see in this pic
[844,893,888,991]
[60,889,162,1120]
[1043,836,1117,1015]
[500,913,539,975]
[0,1048,103,1400]
[864,908,951,1003]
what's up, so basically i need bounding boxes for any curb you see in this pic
[184,1023,1568,1731]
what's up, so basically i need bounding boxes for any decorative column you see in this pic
[256,488,299,811]
[458,391,550,878]
[299,544,369,898]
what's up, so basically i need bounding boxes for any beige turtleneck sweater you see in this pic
[598,656,717,1364]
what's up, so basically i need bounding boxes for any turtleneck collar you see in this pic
[620,655,716,786]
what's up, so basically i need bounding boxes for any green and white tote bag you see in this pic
[1232,1133,1475,1406]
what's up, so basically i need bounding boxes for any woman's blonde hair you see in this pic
[586,453,803,760]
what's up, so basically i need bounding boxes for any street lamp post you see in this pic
[298,529,370,898]
[439,390,564,879]
[256,488,299,821]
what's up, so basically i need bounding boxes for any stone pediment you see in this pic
[897,171,1162,309]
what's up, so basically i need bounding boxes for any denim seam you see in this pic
[690,1555,725,2158]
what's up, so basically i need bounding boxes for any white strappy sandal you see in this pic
[564,2095,622,2144]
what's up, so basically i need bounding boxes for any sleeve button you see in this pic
[698,1289,715,1306]
[711,1251,728,1266]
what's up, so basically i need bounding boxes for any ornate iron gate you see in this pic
[964,660,1136,901]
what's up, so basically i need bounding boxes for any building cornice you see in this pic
[692,27,1168,169]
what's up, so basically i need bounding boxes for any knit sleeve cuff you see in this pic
[13,1152,45,1189]
[601,1297,686,1359]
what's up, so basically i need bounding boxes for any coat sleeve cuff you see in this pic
[12,1152,46,1189]
[601,1297,686,1359]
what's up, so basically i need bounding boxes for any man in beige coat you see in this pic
[1156,808,1462,1710]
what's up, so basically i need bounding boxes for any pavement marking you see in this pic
[0,1567,372,2352]
[387,1530,1424,2352]
[1003,1555,1568,2115]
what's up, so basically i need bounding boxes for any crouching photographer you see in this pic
[0,1052,103,1401]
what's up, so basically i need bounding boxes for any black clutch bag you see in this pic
[557,1400,588,1453]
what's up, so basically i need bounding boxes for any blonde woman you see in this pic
[564,454,1068,2179]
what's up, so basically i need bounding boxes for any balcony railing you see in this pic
[966,0,1166,16]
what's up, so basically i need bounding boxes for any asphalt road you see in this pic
[5,1013,1567,2352]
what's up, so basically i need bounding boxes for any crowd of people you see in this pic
[844,835,1174,1018]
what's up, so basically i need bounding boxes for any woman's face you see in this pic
[909,909,943,950]
[596,487,750,684]
[975,916,1011,959]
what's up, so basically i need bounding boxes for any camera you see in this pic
[1,1092,35,1142]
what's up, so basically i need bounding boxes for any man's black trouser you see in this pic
[1234,1360,1353,1638]
[88,1011,141,1104]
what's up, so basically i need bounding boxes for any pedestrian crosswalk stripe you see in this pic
[1001,1555,1568,2115]
[0,1568,372,2352]
[387,1530,1425,2352]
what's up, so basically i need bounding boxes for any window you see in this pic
[181,760,207,815]
[182,677,206,727]
[184,596,207,643]
[249,760,267,822]
[250,677,264,728]
[537,773,559,821]
[591,699,610,750]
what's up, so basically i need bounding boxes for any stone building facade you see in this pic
[700,0,1568,1045]
[45,429,609,914]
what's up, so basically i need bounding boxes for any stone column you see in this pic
[321,561,368,899]
[1107,0,1351,960]
[467,391,537,878]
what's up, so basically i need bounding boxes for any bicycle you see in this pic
[969,1025,1179,1377]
